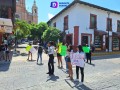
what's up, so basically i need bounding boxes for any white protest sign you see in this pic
[30,47,37,54]
[70,52,85,67]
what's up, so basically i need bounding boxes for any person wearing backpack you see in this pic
[37,43,43,65]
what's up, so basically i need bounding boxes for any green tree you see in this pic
[42,27,61,42]
[29,22,48,40]
[14,19,30,39]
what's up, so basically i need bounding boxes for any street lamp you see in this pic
[107,11,110,52]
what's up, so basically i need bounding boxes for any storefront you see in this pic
[94,30,107,51]
[0,18,13,44]
[112,32,120,51]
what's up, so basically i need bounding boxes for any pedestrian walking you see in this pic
[5,44,10,61]
[75,45,86,85]
[37,43,43,65]
[65,45,73,80]
[56,45,63,68]
[46,41,55,76]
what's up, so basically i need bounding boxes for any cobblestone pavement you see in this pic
[0,48,120,90]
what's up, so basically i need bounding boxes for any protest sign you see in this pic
[82,46,90,53]
[60,45,67,56]
[30,47,37,54]
[70,52,85,67]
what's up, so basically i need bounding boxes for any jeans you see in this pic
[37,53,42,63]
[48,54,54,74]
[65,57,68,71]
[76,66,84,82]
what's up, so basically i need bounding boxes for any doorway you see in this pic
[82,36,88,46]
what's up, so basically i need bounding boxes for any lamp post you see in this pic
[107,11,110,52]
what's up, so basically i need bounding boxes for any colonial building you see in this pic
[48,0,120,51]
[0,0,16,44]
[15,0,38,24]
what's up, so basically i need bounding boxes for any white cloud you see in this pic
[48,13,54,19]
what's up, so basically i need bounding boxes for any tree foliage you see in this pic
[29,22,48,40]
[42,27,61,42]
[14,19,30,39]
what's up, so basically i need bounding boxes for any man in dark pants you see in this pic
[86,45,91,64]
[46,41,55,76]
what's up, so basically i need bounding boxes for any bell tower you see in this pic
[32,0,38,24]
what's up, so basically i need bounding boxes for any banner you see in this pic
[70,52,85,67]
[60,45,67,56]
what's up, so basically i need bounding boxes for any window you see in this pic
[64,15,68,30]
[53,22,56,27]
[90,14,97,29]
[107,18,112,31]
[117,20,120,32]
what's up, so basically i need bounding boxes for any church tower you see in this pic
[32,0,38,24]
[16,0,27,20]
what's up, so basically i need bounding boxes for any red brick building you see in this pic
[15,0,38,24]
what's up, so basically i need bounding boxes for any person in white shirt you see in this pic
[75,45,86,85]
[46,41,55,76]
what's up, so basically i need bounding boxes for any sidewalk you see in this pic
[0,50,120,90]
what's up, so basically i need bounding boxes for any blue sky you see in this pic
[26,0,120,23]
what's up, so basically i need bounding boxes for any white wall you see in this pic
[50,3,120,46]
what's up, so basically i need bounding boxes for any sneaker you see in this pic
[74,79,79,82]
[46,72,50,74]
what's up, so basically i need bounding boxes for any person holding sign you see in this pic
[75,45,85,85]
[26,43,33,61]
[83,44,91,64]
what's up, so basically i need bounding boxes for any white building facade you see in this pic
[47,0,120,51]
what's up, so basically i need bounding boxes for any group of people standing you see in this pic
[0,43,10,61]
[27,41,93,85]
[45,41,92,85]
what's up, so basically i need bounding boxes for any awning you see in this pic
[94,30,107,35]
[112,32,120,38]
[0,18,13,33]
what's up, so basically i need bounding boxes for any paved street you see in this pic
[0,48,120,90]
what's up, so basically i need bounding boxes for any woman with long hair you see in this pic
[75,45,86,85]
[65,45,73,80]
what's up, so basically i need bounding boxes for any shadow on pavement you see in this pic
[65,79,92,90]
[27,60,36,62]
[86,63,95,67]
[20,53,28,56]
[46,75,59,82]
[0,61,11,72]
[0,51,13,72]
[92,54,120,60]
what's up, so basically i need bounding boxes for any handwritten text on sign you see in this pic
[70,52,85,67]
